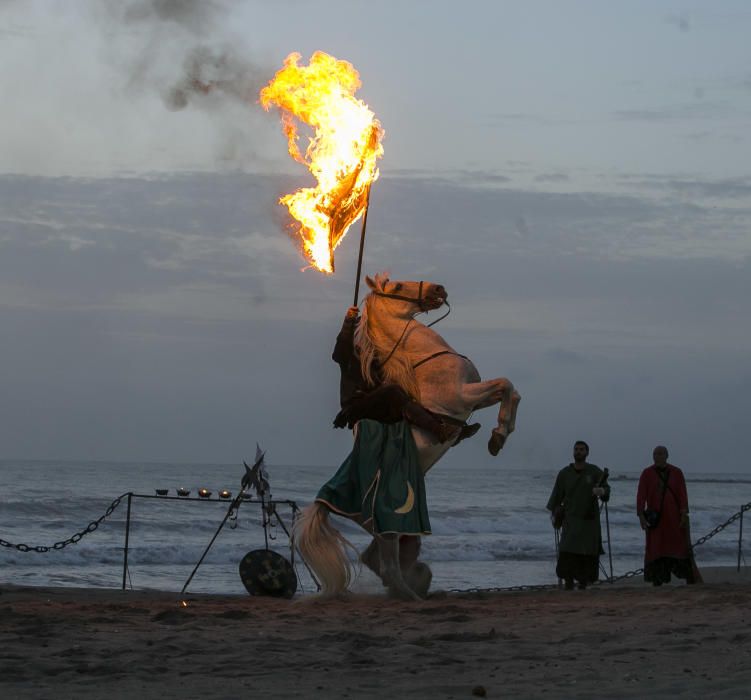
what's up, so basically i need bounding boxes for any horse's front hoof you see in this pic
[488,431,506,456]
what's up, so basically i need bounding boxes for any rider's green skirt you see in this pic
[316,419,431,535]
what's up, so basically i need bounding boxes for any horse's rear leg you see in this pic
[363,534,422,575]
[396,536,432,596]
[360,537,381,576]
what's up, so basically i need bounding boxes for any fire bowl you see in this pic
[219,490,232,499]
[198,488,212,498]
[177,488,190,497]
[155,489,169,496]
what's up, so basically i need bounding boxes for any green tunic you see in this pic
[316,419,431,535]
[546,463,610,556]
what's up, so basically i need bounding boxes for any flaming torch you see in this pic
[260,51,384,292]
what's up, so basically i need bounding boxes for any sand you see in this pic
[1,570,750,699]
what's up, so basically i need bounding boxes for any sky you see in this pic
[0,1,750,474]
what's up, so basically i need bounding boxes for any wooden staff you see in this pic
[352,184,372,307]
[597,468,613,581]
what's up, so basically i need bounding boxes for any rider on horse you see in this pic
[332,306,478,444]
[294,276,519,599]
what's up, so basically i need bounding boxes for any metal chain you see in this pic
[450,501,751,594]
[2,493,748,588]
[0,493,127,553]
[689,503,749,550]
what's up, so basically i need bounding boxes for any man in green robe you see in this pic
[547,441,610,589]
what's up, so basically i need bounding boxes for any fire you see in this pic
[260,51,384,273]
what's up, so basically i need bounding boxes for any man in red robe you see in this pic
[636,445,696,586]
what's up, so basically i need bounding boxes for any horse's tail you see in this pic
[293,501,355,597]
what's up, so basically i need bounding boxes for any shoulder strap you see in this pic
[662,468,683,511]
[656,468,671,514]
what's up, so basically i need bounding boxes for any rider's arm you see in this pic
[332,307,359,365]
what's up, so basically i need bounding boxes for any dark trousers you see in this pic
[335,384,410,429]
[556,552,600,584]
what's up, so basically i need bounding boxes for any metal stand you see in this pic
[180,486,252,595]
[604,501,614,581]
[270,502,321,591]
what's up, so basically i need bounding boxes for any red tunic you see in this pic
[636,464,690,563]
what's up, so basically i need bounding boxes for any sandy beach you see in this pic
[1,569,749,700]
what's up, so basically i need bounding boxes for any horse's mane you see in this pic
[355,272,420,400]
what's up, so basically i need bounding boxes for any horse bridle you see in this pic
[370,281,452,366]
[371,281,451,327]
[372,280,430,310]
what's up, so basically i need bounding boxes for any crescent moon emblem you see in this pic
[394,482,415,514]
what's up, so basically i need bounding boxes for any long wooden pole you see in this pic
[352,184,373,307]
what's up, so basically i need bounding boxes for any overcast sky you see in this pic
[0,1,749,474]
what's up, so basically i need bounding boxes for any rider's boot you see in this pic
[402,401,455,444]
[453,422,482,446]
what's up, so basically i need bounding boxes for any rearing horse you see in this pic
[295,273,520,599]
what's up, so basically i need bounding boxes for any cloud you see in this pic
[487,113,574,127]
[1,172,749,468]
[533,173,570,184]
[616,173,751,200]
[611,101,727,122]
[665,12,691,33]
[514,216,529,237]
[0,25,27,39]
[543,348,587,365]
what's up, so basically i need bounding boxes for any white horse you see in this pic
[295,273,520,599]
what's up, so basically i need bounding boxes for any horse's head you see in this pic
[365,273,447,313]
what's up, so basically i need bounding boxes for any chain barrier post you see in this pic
[605,501,614,582]
[553,527,561,589]
[738,505,745,573]
[122,492,132,591]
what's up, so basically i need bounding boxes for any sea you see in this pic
[1,460,749,596]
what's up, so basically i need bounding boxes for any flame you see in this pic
[260,51,384,273]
